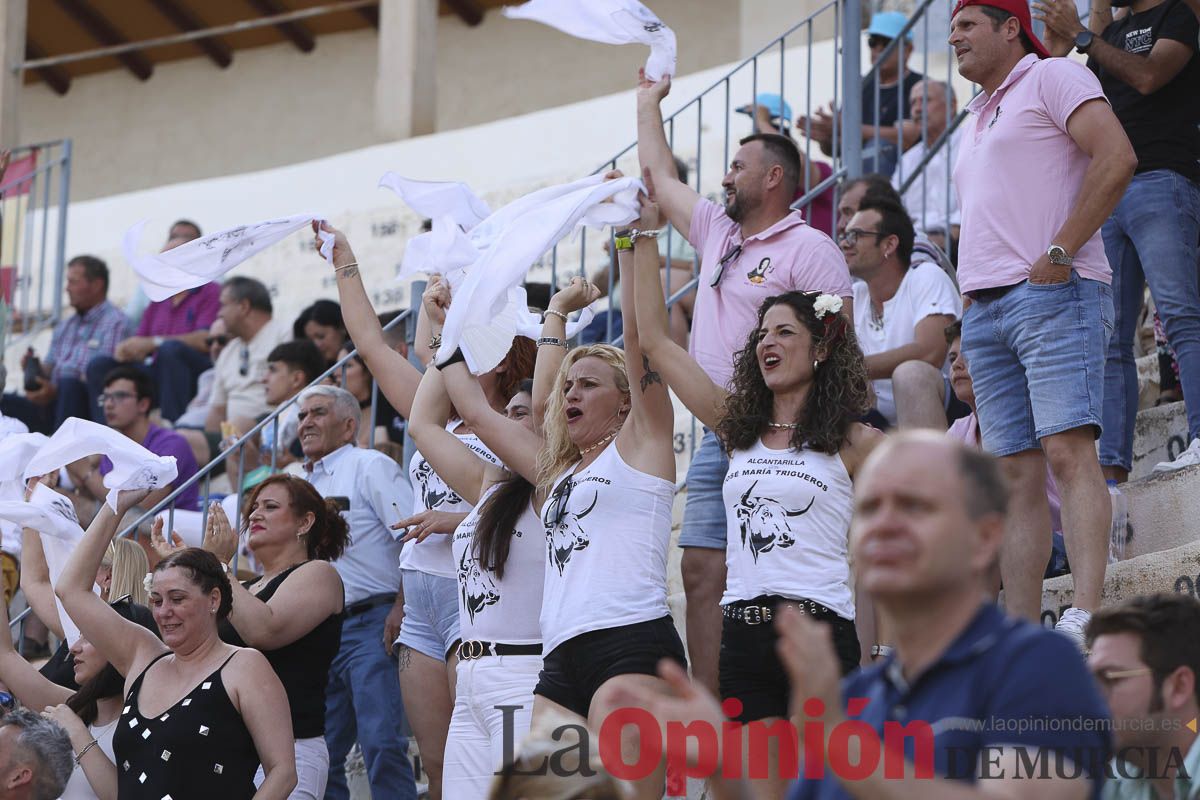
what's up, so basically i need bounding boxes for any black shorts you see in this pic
[719,596,860,723]
[534,616,687,718]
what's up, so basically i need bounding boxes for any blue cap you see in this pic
[867,11,913,42]
[736,92,793,124]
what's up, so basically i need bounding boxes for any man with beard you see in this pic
[637,68,852,694]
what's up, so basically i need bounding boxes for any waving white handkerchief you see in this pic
[0,483,89,644]
[397,216,482,284]
[24,418,178,512]
[511,287,596,339]
[379,174,491,229]
[436,174,642,373]
[126,214,335,302]
[504,0,677,80]
[0,432,49,483]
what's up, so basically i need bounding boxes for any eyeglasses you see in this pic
[543,476,575,527]
[205,334,229,347]
[238,346,250,377]
[1092,666,1153,691]
[838,228,889,247]
[710,243,744,287]
[868,34,893,50]
[97,390,137,406]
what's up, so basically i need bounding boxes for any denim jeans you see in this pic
[1099,170,1200,471]
[324,603,416,800]
[678,429,730,549]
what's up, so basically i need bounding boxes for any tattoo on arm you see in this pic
[640,355,663,393]
[337,266,360,280]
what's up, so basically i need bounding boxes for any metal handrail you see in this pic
[117,309,412,541]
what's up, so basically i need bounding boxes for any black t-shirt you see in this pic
[861,70,925,128]
[1089,0,1200,182]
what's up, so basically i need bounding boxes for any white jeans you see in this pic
[254,736,330,800]
[443,654,543,799]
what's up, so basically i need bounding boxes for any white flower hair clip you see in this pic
[143,572,154,594]
[812,294,844,320]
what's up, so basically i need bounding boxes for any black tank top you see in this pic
[218,563,344,738]
[115,651,258,800]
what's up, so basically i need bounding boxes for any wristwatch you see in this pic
[1046,245,1074,266]
[1074,30,1094,54]
[613,233,634,252]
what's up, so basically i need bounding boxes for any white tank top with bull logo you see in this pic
[451,482,545,644]
[402,422,502,579]
[538,441,675,654]
[721,437,855,620]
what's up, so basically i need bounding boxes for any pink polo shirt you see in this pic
[687,198,851,390]
[953,55,1111,293]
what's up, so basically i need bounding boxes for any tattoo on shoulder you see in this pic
[396,644,413,671]
[337,266,360,280]
[640,354,663,393]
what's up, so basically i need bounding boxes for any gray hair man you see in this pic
[299,384,418,799]
[0,709,73,800]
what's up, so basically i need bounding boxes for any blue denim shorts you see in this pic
[398,569,461,661]
[961,272,1113,457]
[678,429,731,549]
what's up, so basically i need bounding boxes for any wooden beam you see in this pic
[444,0,481,26]
[146,0,233,68]
[52,0,154,80]
[244,0,316,52]
[24,41,71,95]
[356,5,379,27]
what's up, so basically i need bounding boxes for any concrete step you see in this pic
[1118,462,1200,561]
[1131,401,1189,480]
[1041,537,1200,626]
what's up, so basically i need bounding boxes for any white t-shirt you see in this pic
[60,718,117,800]
[893,128,964,236]
[852,262,961,424]
[451,482,545,644]
[210,317,291,422]
[721,438,855,619]
[539,442,674,654]
[402,423,501,579]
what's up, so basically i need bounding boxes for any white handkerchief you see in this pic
[24,418,179,512]
[125,215,335,302]
[0,483,89,645]
[511,287,596,339]
[397,216,482,284]
[379,174,491,229]
[0,432,49,483]
[504,0,677,80]
[436,173,642,373]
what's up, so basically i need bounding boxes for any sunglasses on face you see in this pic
[868,35,894,50]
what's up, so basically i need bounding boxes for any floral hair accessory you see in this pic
[143,572,154,594]
[812,294,843,320]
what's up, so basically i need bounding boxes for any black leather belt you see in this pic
[456,640,543,660]
[967,282,1022,302]
[345,593,396,617]
[723,596,837,626]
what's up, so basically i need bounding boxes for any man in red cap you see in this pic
[949,0,1135,649]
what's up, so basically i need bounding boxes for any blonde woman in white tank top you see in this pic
[438,182,687,800]
[632,182,885,800]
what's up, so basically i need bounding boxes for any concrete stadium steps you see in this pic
[1041,537,1200,625]
[1116,462,1200,560]
[1130,400,1189,480]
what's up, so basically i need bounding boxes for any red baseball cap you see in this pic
[951,0,1051,59]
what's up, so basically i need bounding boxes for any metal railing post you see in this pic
[53,141,72,324]
[841,0,864,180]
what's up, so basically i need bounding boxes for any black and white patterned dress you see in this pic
[114,651,259,799]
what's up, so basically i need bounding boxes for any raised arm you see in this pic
[636,69,701,238]
[55,490,164,680]
[199,506,344,652]
[616,183,679,483]
[316,222,424,419]
[409,363,487,505]
[19,526,65,641]
[0,598,73,711]
[532,276,600,427]
[441,362,543,486]
[632,170,729,432]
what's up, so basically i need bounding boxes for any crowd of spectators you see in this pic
[0,0,1196,797]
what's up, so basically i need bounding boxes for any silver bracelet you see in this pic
[543,309,568,323]
[630,228,661,243]
[74,739,99,765]
[537,336,567,348]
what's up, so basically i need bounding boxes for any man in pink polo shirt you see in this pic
[950,0,1135,647]
[636,69,853,692]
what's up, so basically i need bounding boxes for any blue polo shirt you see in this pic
[791,603,1111,799]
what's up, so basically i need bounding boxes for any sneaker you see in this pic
[1055,607,1092,652]
[1154,437,1200,473]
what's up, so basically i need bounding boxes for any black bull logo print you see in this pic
[458,547,500,623]
[545,491,599,576]
[736,480,815,562]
